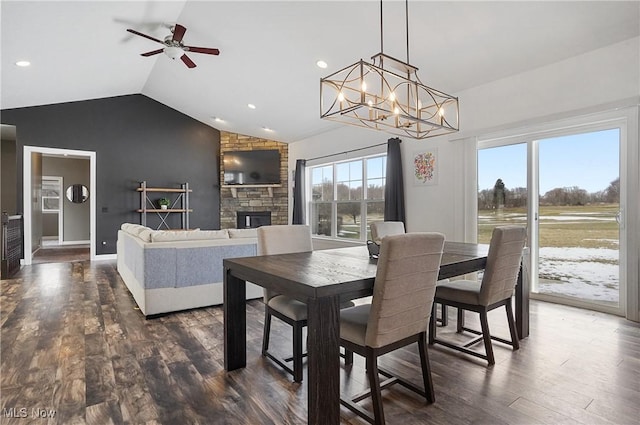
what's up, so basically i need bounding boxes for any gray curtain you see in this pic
[292,159,306,224]
[384,138,406,224]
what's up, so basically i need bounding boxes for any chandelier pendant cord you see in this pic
[405,0,410,64]
[380,0,384,54]
[379,0,411,65]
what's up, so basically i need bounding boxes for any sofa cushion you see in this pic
[121,223,150,237]
[151,229,229,242]
[228,228,258,239]
[138,229,157,242]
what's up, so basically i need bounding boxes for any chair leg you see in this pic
[441,304,448,326]
[456,308,465,333]
[366,351,385,425]
[418,333,435,404]
[293,321,304,382]
[428,303,437,345]
[344,348,354,366]
[479,311,495,365]
[505,301,520,350]
[262,307,272,356]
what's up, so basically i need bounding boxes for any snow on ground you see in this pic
[538,247,619,303]
[540,216,615,221]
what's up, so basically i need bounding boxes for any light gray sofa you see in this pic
[117,223,262,317]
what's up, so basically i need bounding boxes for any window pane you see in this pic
[336,162,350,182]
[337,202,361,239]
[366,201,385,240]
[42,180,60,197]
[367,157,385,179]
[311,202,332,236]
[367,178,385,200]
[349,161,362,178]
[311,165,333,201]
[43,198,60,210]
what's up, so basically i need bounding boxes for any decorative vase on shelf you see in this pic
[158,198,170,210]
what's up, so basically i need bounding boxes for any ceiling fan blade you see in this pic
[184,46,220,55]
[127,28,163,44]
[141,49,164,57]
[172,24,187,42]
[180,54,196,68]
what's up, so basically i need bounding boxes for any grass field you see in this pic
[478,203,620,249]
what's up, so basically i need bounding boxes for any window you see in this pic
[42,176,62,213]
[309,155,386,241]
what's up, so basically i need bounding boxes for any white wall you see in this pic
[289,37,640,319]
[290,37,639,237]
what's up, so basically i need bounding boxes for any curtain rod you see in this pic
[305,141,390,162]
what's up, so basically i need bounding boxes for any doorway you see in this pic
[477,116,628,317]
[23,146,96,265]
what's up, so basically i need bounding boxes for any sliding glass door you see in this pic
[478,123,625,315]
[536,129,621,308]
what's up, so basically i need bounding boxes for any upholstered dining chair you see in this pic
[369,221,405,244]
[257,224,354,382]
[370,221,451,325]
[340,232,445,425]
[429,225,526,366]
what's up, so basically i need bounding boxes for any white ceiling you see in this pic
[2,1,639,143]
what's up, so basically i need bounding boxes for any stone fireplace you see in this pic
[237,211,272,229]
[219,132,288,229]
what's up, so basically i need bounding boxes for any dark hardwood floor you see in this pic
[1,259,639,424]
[32,245,90,264]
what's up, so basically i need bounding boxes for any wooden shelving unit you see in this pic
[137,181,192,229]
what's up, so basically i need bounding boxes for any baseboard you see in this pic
[61,240,90,245]
[94,254,117,261]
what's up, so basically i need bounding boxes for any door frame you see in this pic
[473,106,638,321]
[23,146,96,264]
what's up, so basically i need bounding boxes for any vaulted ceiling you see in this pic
[2,1,639,143]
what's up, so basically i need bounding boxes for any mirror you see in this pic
[66,184,89,203]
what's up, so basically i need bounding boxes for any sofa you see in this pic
[117,223,263,317]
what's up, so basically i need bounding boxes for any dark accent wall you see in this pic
[2,94,221,255]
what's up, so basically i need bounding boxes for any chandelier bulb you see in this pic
[389,92,396,102]
[394,106,400,115]
[338,92,345,102]
[361,81,367,92]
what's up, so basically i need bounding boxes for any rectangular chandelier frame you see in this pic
[321,53,459,140]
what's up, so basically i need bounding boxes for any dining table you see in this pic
[223,242,528,425]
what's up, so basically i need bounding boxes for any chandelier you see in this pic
[320,0,459,139]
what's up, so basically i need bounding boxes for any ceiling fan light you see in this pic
[164,46,183,60]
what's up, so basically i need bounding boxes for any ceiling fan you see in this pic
[126,23,219,68]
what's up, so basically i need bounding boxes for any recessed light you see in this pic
[15,60,30,67]
[262,127,274,132]
[247,104,256,109]
[211,116,225,123]
[316,60,328,69]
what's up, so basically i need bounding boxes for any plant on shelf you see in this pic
[157,197,171,210]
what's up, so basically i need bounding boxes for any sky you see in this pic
[478,128,620,194]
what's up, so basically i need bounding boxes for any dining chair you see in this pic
[370,221,450,325]
[428,225,526,365]
[369,221,405,243]
[257,224,354,382]
[340,232,445,425]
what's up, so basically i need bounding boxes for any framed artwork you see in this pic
[413,148,438,186]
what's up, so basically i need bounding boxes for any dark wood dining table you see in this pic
[223,242,529,425]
